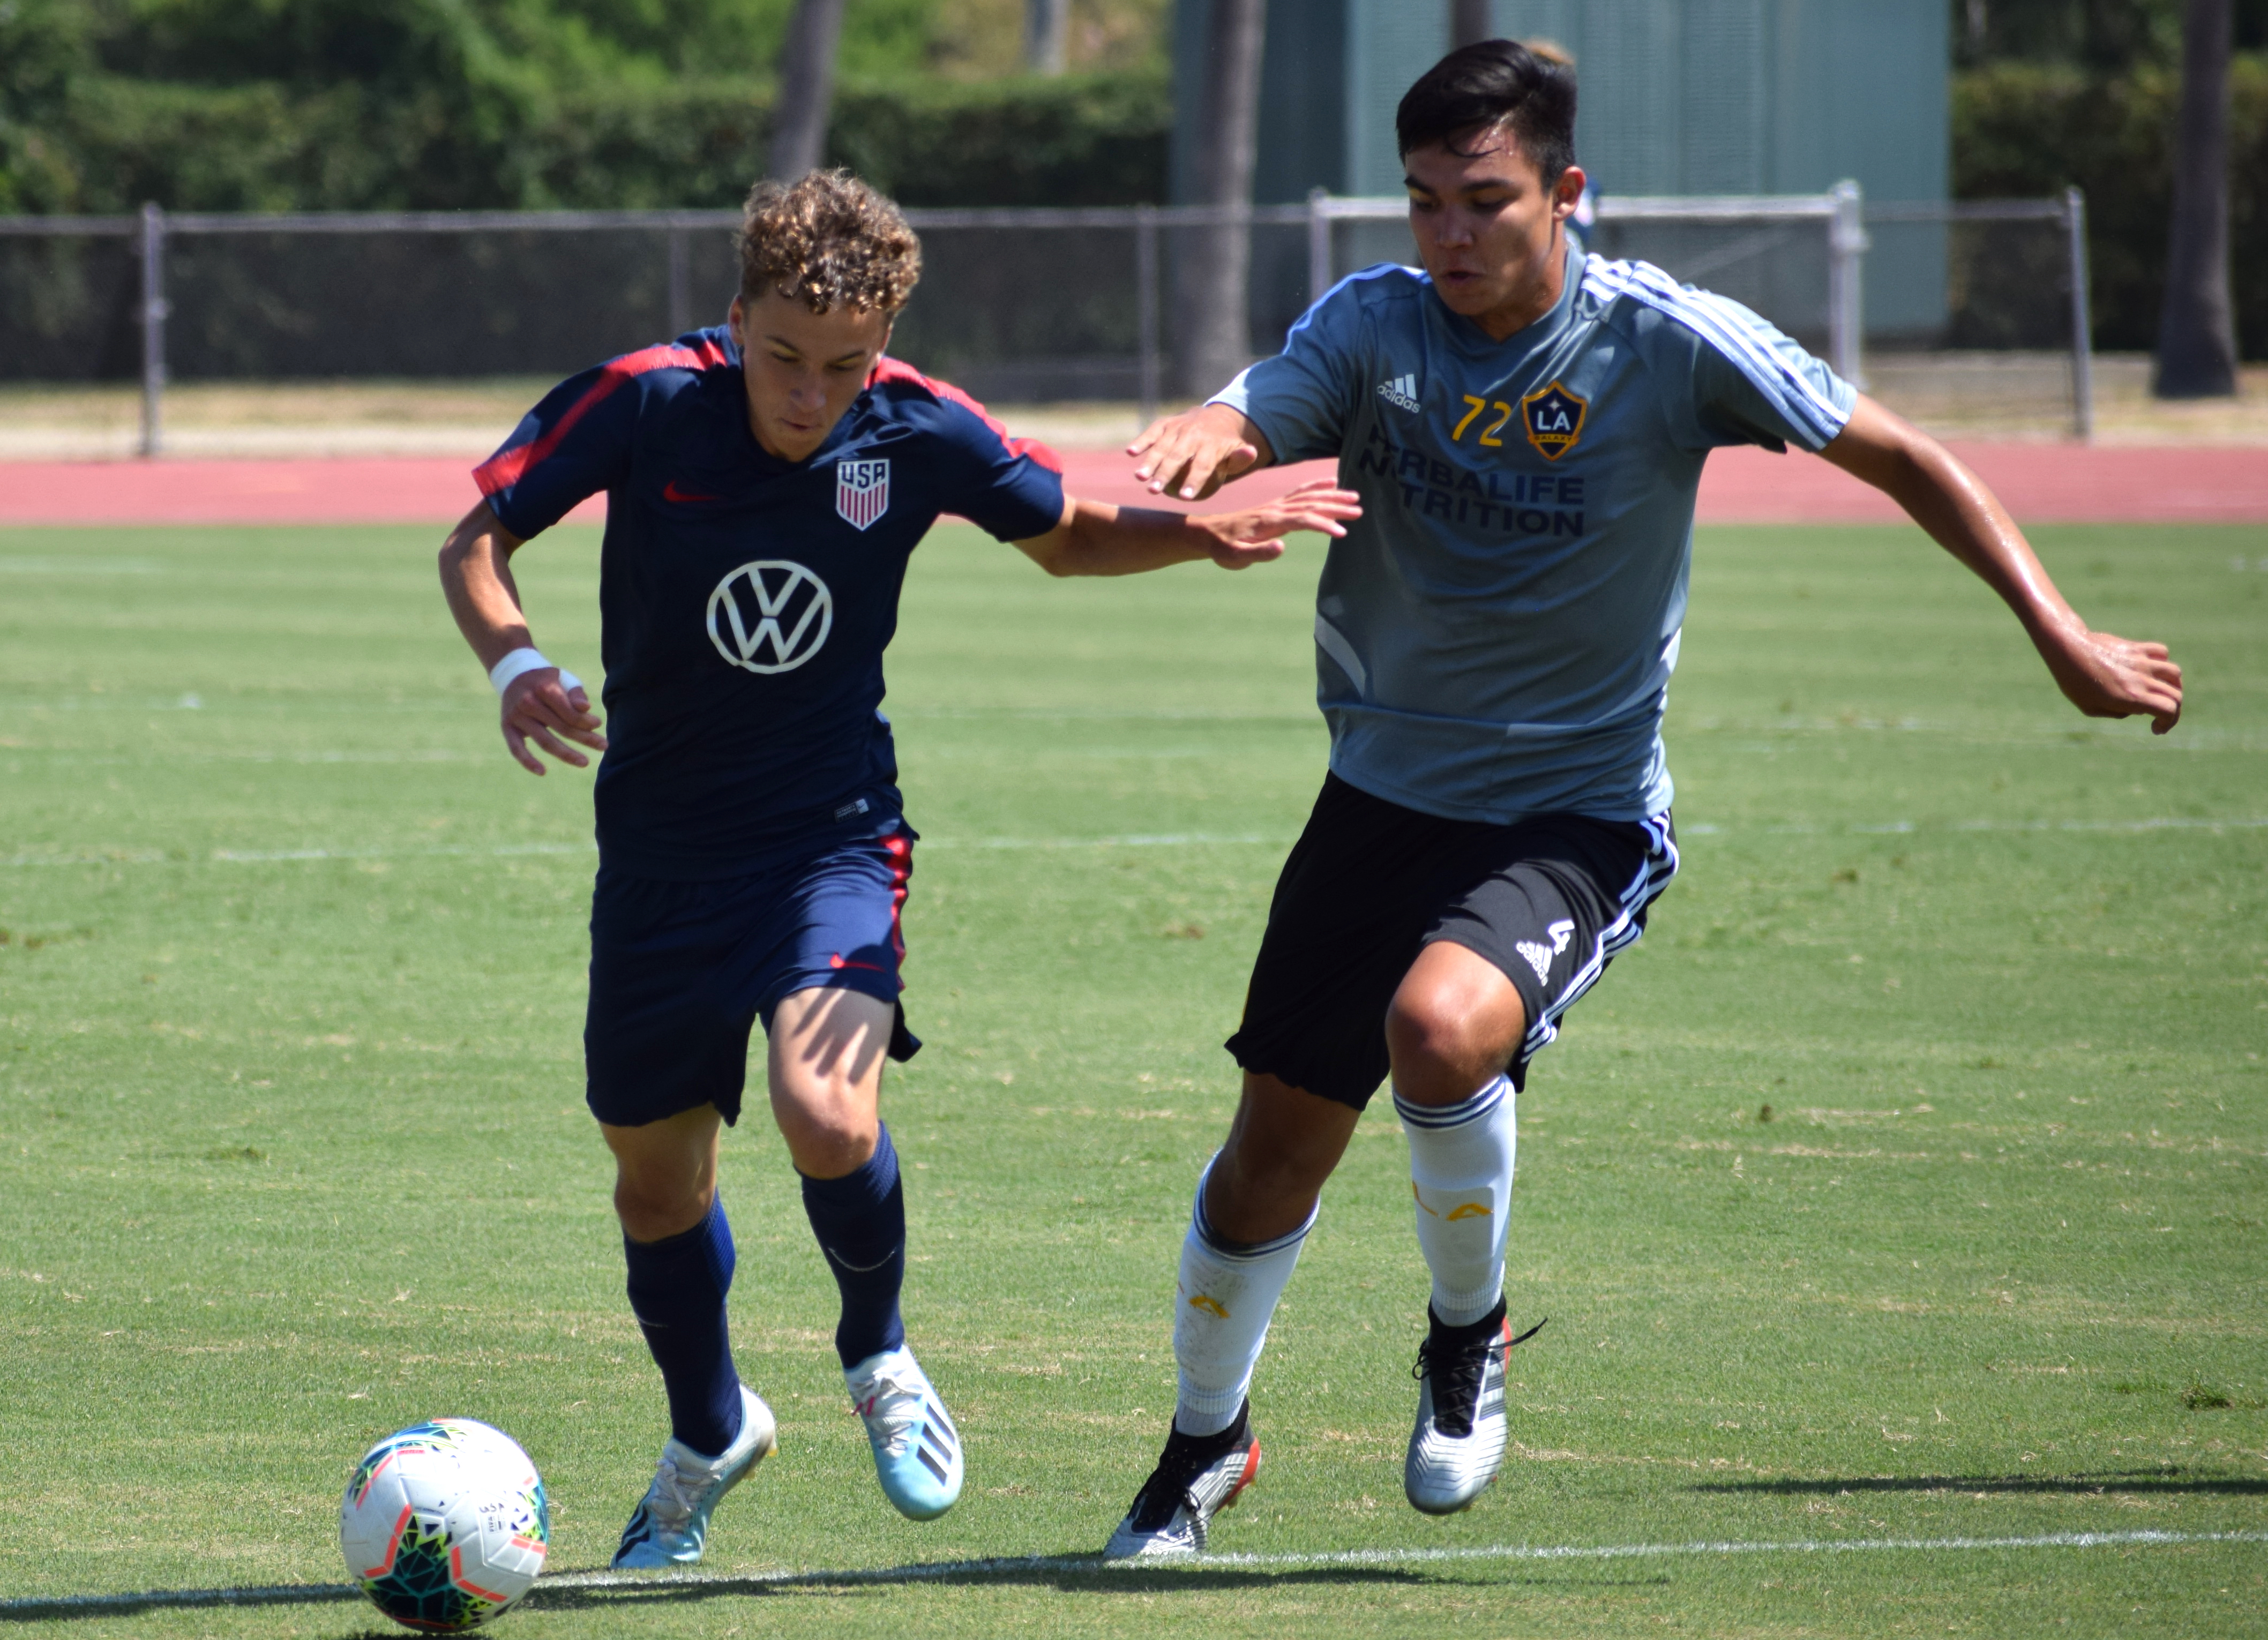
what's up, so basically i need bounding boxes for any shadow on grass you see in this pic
[1691,1469,2268,1497]
[521,1567,1670,1611]
[4,1556,1675,1624]
[529,1567,1413,1609]
[0,1585,362,1626]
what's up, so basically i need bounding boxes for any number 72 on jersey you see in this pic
[1452,384,1588,461]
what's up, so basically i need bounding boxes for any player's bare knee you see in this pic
[613,1171,713,1244]
[1384,986,1515,1105]
[774,1097,879,1180]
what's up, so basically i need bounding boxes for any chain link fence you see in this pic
[0,188,2090,453]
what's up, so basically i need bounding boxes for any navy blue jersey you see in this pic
[476,328,1066,880]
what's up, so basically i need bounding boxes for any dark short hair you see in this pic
[1396,39,1577,185]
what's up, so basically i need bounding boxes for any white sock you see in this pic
[1170,1159,1315,1437]
[1396,1074,1515,1327]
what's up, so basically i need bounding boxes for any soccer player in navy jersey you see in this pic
[437,170,1358,1567]
[1098,42,2184,1557]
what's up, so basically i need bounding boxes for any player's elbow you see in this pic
[439,503,514,578]
[1020,533,1081,577]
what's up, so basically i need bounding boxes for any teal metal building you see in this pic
[1174,0,1950,341]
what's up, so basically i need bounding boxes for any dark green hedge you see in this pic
[1953,58,2268,356]
[528,72,1171,211]
[4,54,1169,214]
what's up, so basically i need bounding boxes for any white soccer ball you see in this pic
[339,1418,549,1632]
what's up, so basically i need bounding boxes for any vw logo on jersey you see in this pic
[836,458,890,531]
[707,560,834,674]
[1521,381,1588,461]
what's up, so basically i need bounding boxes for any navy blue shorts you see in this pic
[584,821,920,1128]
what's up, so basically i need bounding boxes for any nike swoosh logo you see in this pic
[664,480,721,503]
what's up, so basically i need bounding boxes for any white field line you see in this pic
[5,817,2266,870]
[0,556,161,574]
[1679,816,2268,837]
[5,1528,2262,1616]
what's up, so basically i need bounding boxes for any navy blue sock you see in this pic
[800,1121,908,1369]
[623,1195,743,1459]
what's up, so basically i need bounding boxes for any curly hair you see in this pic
[738,169,922,316]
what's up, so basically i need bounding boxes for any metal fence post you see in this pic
[1307,188,1332,311]
[138,201,168,458]
[666,225,692,339]
[1826,179,1867,389]
[2064,186,2094,443]
[1135,203,1160,428]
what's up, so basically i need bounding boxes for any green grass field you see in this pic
[1,515,2263,1638]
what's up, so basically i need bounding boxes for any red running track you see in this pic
[1,443,2263,527]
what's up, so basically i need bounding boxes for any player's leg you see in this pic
[1102,1072,1354,1560]
[764,824,962,1519]
[587,873,781,1570]
[1390,812,1679,1514]
[1106,776,1432,1559]
[1389,939,1527,1331]
[1177,1070,1361,1428]
[767,986,961,1518]
[605,1104,745,1457]
[1386,941,1528,1514]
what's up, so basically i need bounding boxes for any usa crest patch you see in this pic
[835,458,890,531]
[1520,382,1587,461]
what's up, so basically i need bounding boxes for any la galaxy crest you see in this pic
[1520,382,1586,461]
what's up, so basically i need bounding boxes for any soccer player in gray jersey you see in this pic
[1099,40,2184,1560]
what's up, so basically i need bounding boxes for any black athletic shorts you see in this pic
[1225,773,1678,1111]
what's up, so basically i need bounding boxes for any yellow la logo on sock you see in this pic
[1413,1184,1493,1220]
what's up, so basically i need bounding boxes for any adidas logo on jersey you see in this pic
[1376,372,1420,413]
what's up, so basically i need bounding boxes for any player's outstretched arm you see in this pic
[1013,480,1361,578]
[1820,397,2183,734]
[1127,402,1279,502]
[438,500,609,775]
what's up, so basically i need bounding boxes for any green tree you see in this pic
[0,0,96,211]
[0,0,1170,213]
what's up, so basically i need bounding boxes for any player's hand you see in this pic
[2037,624,2183,735]
[1129,404,1265,501]
[1197,479,1362,570]
[500,669,607,775]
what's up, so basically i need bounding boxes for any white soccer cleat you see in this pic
[1404,1302,1534,1516]
[847,1345,963,1520]
[1102,1405,1262,1560]
[611,1386,777,1569]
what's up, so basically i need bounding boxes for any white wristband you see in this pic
[488,647,581,698]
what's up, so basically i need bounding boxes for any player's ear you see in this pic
[727,293,747,345]
[1552,166,1586,221]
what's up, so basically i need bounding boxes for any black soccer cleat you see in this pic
[1404,1300,1545,1515]
[1102,1403,1262,1560]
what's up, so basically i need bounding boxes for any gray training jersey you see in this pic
[1214,245,1857,825]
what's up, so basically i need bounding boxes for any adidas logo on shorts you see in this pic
[1376,372,1420,413]
[1515,921,1576,987]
